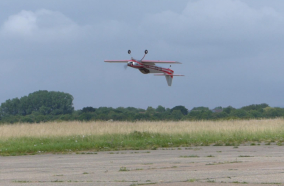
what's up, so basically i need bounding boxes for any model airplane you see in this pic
[104,50,184,86]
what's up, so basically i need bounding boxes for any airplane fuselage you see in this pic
[127,59,174,77]
[104,49,183,86]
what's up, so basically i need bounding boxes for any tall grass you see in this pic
[0,119,283,155]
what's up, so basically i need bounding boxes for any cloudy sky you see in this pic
[1,0,284,110]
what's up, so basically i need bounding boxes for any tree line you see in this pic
[1,90,284,124]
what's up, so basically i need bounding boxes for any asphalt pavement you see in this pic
[1,145,284,186]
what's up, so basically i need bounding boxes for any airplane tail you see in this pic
[165,75,173,86]
[154,73,184,86]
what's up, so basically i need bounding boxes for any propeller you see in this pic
[124,64,128,70]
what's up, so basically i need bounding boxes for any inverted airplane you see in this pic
[104,50,184,86]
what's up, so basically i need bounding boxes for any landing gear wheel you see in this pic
[145,50,148,54]
[128,50,131,54]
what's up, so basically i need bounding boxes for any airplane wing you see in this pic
[141,60,181,64]
[141,60,181,65]
[104,60,129,63]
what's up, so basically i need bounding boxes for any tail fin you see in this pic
[154,73,184,86]
[165,75,173,86]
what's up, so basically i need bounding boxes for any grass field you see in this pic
[0,119,283,156]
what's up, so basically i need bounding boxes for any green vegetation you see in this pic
[0,90,284,155]
[238,155,254,157]
[186,178,197,182]
[0,90,74,123]
[180,155,199,158]
[207,155,215,157]
[119,167,130,171]
[1,90,284,123]
[1,127,283,156]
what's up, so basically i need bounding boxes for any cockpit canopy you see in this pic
[127,61,139,67]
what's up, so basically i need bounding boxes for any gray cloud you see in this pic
[138,0,284,54]
[0,0,284,110]
[1,9,88,42]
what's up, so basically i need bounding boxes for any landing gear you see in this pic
[141,49,148,60]
[127,50,148,60]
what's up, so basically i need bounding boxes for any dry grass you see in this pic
[1,119,283,140]
[1,119,284,155]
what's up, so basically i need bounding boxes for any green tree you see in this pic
[146,106,156,114]
[241,103,269,112]
[191,107,210,112]
[263,107,284,118]
[229,109,248,118]
[212,111,228,119]
[248,110,262,118]
[0,98,21,116]
[171,105,188,115]
[0,90,74,116]
[156,105,166,113]
[82,107,96,113]
[200,110,213,120]
[171,110,183,120]
[223,106,236,114]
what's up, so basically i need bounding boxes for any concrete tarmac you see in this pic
[0,145,284,186]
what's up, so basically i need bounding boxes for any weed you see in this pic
[151,146,158,150]
[238,155,254,157]
[13,180,32,183]
[180,155,199,158]
[213,142,223,146]
[232,181,248,184]
[206,160,242,165]
[261,182,281,184]
[142,163,153,165]
[51,180,64,182]
[186,179,196,182]
[207,179,215,183]
[207,155,215,157]
[76,152,97,154]
[119,167,130,171]
[193,148,202,151]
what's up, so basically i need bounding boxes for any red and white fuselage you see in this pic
[104,51,184,86]
[126,59,174,75]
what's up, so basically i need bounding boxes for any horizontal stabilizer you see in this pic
[154,73,184,86]
[171,74,184,76]
[154,73,184,76]
[104,60,129,63]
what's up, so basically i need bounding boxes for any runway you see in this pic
[1,145,284,186]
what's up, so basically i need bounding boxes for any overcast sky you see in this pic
[1,0,284,110]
